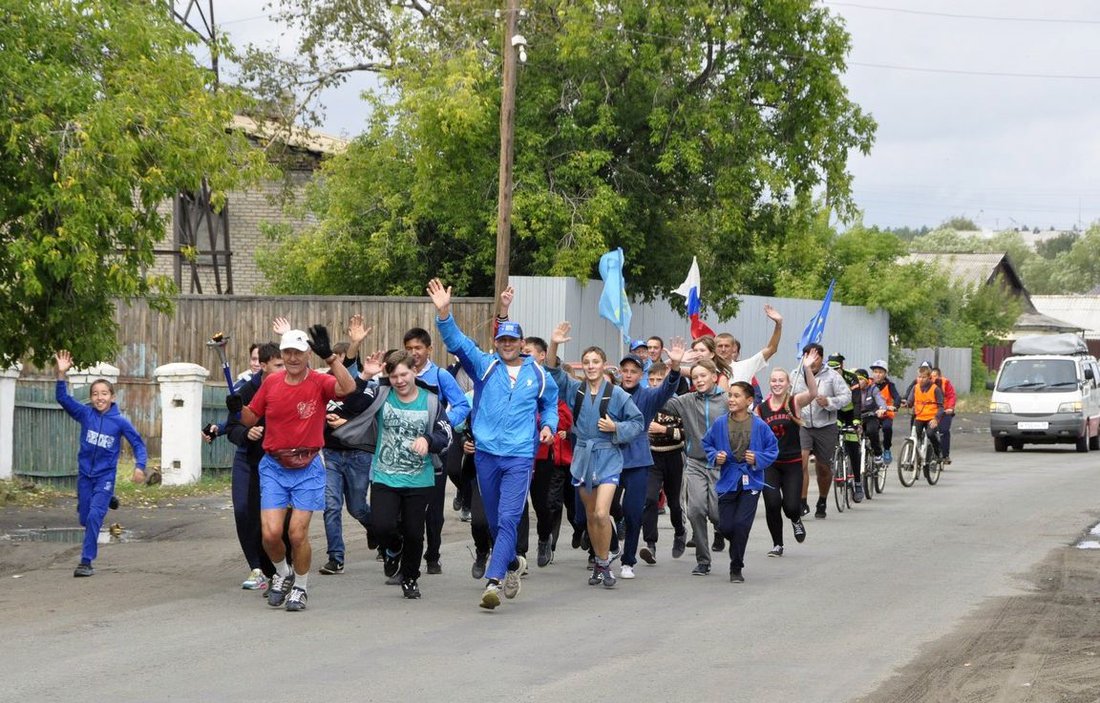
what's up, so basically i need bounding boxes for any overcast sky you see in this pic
[212,1,1100,231]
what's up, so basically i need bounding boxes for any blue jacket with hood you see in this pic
[56,380,148,478]
[701,413,779,494]
[436,314,558,459]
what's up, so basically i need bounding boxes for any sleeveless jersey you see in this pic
[757,395,802,462]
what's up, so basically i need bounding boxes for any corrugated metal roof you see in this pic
[897,252,1007,289]
[1032,295,1100,337]
[230,115,348,155]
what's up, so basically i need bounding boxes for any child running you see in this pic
[702,381,779,582]
[756,349,819,557]
[546,334,644,588]
[55,351,147,577]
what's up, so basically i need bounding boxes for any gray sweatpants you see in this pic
[683,456,720,566]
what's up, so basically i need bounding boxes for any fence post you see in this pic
[154,363,209,486]
[0,364,21,480]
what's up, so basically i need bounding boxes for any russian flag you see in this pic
[673,256,715,339]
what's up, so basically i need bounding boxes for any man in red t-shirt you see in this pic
[228,325,356,612]
[930,367,957,464]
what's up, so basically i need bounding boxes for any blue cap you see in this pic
[495,321,524,340]
[619,354,645,369]
[629,339,647,350]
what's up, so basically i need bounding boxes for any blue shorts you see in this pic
[259,454,325,511]
[572,473,620,489]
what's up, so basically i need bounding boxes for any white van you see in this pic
[988,334,1100,452]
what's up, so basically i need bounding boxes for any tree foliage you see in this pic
[0,0,270,366]
[247,0,875,316]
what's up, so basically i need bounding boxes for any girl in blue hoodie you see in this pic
[55,351,147,577]
[702,381,778,583]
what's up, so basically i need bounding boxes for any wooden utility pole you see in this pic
[493,0,520,302]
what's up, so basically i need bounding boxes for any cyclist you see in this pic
[930,367,957,464]
[829,354,865,503]
[854,368,887,466]
[869,360,900,464]
[904,362,945,462]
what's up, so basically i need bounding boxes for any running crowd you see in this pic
[55,280,957,611]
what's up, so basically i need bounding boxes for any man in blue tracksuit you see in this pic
[428,278,558,610]
[55,350,148,577]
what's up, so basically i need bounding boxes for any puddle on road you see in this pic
[2,526,137,544]
[1076,522,1100,549]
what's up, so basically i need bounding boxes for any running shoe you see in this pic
[480,582,502,610]
[943,456,952,465]
[712,534,725,552]
[503,556,525,599]
[426,561,442,575]
[729,567,745,583]
[73,562,94,578]
[767,545,784,558]
[460,508,472,523]
[537,540,553,567]
[639,544,657,565]
[242,567,265,589]
[383,549,401,578]
[580,530,591,551]
[853,482,864,503]
[319,559,344,575]
[620,564,636,579]
[571,529,583,549]
[267,572,295,608]
[792,519,807,543]
[284,586,307,612]
[691,563,710,576]
[401,578,421,599]
[800,499,810,516]
[883,449,893,464]
[671,533,686,559]
[471,552,488,580]
[452,495,462,512]
[602,564,617,589]
[108,496,120,510]
[588,564,604,586]
[814,498,827,519]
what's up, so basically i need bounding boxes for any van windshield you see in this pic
[997,358,1078,392]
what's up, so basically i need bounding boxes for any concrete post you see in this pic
[0,364,22,480]
[154,363,209,486]
[67,362,121,389]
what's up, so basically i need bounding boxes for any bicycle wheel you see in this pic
[862,445,874,501]
[845,476,853,508]
[832,446,846,513]
[874,455,887,494]
[897,439,917,487]
[924,450,943,485]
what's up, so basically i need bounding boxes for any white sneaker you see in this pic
[620,564,636,579]
[241,567,265,590]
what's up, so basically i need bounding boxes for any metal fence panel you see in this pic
[898,347,972,393]
[14,382,84,485]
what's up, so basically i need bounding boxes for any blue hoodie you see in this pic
[619,371,681,469]
[701,413,779,494]
[436,314,558,458]
[56,380,148,478]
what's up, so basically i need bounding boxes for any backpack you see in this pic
[573,381,613,424]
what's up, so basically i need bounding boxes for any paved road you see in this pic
[3,428,1098,702]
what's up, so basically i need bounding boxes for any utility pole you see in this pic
[493,0,521,302]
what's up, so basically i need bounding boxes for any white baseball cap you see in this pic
[280,330,310,352]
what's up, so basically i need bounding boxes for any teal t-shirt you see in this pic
[373,390,434,488]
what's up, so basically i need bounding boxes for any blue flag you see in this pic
[598,248,632,343]
[796,279,835,356]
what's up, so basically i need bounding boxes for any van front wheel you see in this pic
[1076,434,1089,453]
[1090,431,1099,451]
[994,437,1008,453]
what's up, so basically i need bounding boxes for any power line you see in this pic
[825,1,1100,25]
[848,60,1100,80]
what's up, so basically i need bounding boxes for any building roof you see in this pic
[230,115,348,156]
[898,252,1010,289]
[1032,295,1100,338]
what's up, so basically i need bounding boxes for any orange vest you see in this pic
[879,384,896,419]
[913,383,940,422]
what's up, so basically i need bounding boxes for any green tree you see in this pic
[246,0,875,317]
[0,0,270,366]
[1034,231,1078,259]
[940,216,979,231]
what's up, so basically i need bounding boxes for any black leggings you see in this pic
[764,458,803,548]
[643,449,685,544]
[531,458,569,542]
[862,416,883,456]
[370,483,432,580]
[916,420,943,458]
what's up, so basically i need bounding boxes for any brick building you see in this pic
[150,116,348,295]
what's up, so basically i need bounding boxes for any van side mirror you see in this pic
[1086,367,1095,382]
[985,379,995,391]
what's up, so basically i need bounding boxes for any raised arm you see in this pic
[546,321,572,369]
[344,313,372,368]
[792,348,820,412]
[760,304,783,362]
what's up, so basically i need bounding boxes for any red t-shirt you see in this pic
[247,369,338,451]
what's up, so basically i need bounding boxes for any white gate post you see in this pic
[0,364,22,480]
[154,363,209,486]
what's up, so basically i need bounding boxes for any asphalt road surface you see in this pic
[2,424,1099,702]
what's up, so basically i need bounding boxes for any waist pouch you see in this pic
[269,447,320,470]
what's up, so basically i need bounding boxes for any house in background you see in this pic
[899,252,1083,369]
[1031,295,1100,359]
[148,116,348,296]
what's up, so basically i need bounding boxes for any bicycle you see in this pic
[831,428,857,512]
[897,419,943,487]
[858,423,886,497]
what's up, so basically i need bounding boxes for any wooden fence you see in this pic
[12,295,495,477]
